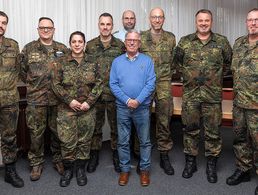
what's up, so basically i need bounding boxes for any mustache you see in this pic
[0,27,3,31]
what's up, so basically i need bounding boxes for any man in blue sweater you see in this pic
[110,30,156,187]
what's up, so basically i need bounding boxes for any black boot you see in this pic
[160,153,174,175]
[255,185,258,195]
[206,156,218,183]
[182,154,197,178]
[76,160,87,186]
[112,150,121,173]
[4,163,24,188]
[60,161,73,187]
[226,169,250,185]
[87,150,99,173]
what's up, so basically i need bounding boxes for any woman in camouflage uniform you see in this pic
[51,31,102,187]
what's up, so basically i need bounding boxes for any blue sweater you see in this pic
[109,53,156,107]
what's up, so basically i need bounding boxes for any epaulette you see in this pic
[235,35,246,43]
[164,31,175,36]
[5,37,18,45]
[23,40,38,48]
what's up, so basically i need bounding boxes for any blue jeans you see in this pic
[117,105,151,173]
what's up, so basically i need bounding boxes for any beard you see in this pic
[249,30,258,35]
[124,24,135,31]
[0,27,6,36]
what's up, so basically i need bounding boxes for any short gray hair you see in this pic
[247,8,258,15]
[125,29,141,40]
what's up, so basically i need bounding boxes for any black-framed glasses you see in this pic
[38,26,54,31]
[125,39,140,43]
[246,18,258,24]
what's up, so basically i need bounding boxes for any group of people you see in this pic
[0,5,257,195]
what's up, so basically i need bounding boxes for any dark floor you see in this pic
[0,118,257,195]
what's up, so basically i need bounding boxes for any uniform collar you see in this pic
[242,35,258,46]
[1,36,11,47]
[35,38,60,51]
[67,50,86,62]
[190,31,216,43]
[145,29,170,42]
[96,35,117,48]
[0,37,12,54]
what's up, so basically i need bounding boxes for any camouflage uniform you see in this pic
[0,37,20,164]
[174,32,232,157]
[231,35,258,173]
[20,39,68,166]
[51,53,102,161]
[86,35,124,150]
[140,29,176,153]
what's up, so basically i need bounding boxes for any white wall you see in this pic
[0,0,257,49]
[173,0,258,44]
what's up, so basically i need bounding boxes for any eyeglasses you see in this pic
[125,39,140,43]
[150,15,164,20]
[246,18,258,24]
[123,17,135,21]
[38,26,54,31]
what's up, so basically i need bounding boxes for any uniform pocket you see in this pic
[2,52,16,68]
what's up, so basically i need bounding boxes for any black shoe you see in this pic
[226,169,250,186]
[160,153,174,175]
[4,163,24,188]
[76,160,87,186]
[182,154,197,179]
[60,161,73,187]
[255,185,258,195]
[87,150,99,173]
[206,156,218,183]
[112,150,121,173]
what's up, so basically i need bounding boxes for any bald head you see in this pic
[150,7,164,18]
[149,7,165,33]
[122,10,136,30]
[123,10,135,19]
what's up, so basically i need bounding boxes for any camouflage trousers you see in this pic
[232,105,258,173]
[26,105,62,166]
[153,96,173,152]
[153,81,173,152]
[182,101,222,157]
[0,103,18,164]
[90,100,117,150]
[133,81,173,153]
[57,105,96,161]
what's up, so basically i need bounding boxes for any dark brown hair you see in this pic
[0,11,8,23]
[69,31,85,44]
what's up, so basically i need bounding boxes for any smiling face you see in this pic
[70,34,85,56]
[246,10,258,36]
[149,8,165,32]
[0,15,8,38]
[98,16,113,39]
[37,19,55,43]
[122,10,136,31]
[125,31,141,57]
[196,12,212,36]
